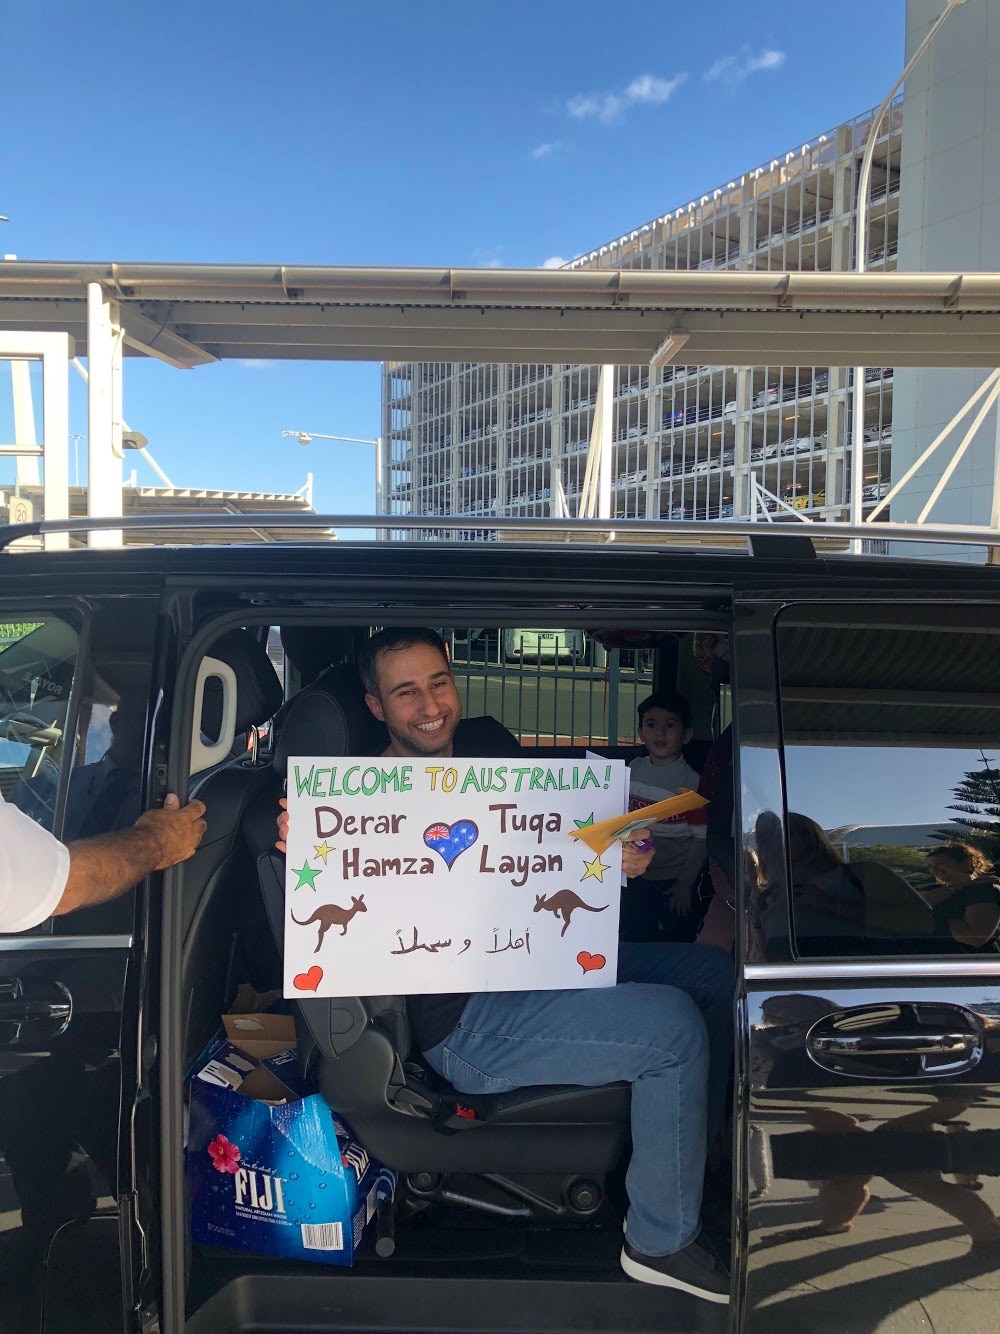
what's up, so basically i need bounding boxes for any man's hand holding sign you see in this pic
[273,628,733,1303]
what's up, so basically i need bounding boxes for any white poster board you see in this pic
[283,755,629,998]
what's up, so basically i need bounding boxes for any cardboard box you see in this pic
[187,986,394,1265]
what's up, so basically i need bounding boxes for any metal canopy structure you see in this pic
[5,261,1000,367]
[0,485,330,547]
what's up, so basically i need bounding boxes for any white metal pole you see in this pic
[41,334,70,551]
[11,360,41,487]
[86,282,124,547]
[597,365,614,520]
[850,0,964,550]
[374,434,385,540]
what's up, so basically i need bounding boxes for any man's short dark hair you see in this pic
[636,691,692,730]
[358,627,449,698]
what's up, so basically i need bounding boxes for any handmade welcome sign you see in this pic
[282,756,629,998]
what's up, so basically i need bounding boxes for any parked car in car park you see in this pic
[752,386,780,408]
[780,437,814,456]
[784,488,826,509]
[502,626,586,662]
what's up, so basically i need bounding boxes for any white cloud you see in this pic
[531,141,561,160]
[704,47,786,87]
[472,248,504,268]
[625,74,685,105]
[566,72,687,125]
[540,256,568,269]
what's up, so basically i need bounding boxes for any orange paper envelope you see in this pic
[566,788,710,854]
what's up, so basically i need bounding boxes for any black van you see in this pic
[1,519,998,1333]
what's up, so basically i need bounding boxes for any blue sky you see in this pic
[1,0,906,515]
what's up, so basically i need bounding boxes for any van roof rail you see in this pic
[1,512,999,557]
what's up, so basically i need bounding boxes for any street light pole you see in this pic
[850,0,967,551]
[281,429,385,530]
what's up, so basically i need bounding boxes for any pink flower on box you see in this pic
[207,1133,241,1174]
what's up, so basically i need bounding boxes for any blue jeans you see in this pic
[423,942,734,1257]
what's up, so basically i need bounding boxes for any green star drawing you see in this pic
[292,860,322,891]
[573,813,595,829]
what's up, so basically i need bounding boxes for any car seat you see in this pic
[248,673,631,1220]
[180,628,285,1069]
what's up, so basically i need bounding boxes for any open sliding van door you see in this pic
[736,596,1000,1334]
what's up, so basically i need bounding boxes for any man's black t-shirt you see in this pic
[407,716,522,1053]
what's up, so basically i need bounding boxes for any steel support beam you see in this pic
[0,331,72,550]
[86,283,123,548]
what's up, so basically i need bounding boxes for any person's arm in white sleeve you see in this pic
[0,794,208,935]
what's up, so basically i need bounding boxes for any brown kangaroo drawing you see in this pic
[291,896,367,952]
[533,890,607,937]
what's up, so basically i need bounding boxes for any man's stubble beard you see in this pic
[384,717,457,759]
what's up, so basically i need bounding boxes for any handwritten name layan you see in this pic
[283,757,630,998]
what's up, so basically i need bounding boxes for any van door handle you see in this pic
[0,977,73,1045]
[809,1032,977,1059]
[806,1004,983,1079]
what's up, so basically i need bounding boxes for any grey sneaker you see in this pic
[621,1235,730,1303]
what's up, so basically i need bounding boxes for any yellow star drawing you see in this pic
[313,841,334,864]
[581,852,610,884]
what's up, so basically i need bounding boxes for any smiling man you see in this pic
[362,630,463,757]
[278,626,734,1301]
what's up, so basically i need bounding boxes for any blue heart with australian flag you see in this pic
[423,819,479,869]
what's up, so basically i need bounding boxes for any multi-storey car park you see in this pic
[382,99,902,534]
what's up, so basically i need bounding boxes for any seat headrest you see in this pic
[273,664,387,779]
[280,626,358,685]
[202,629,283,735]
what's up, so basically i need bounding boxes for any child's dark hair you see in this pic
[636,691,692,730]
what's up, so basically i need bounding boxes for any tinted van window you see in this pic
[0,614,81,832]
[772,604,1000,958]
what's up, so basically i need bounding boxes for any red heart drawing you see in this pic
[577,951,606,974]
[293,965,323,992]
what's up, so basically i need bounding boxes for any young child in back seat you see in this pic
[622,691,707,942]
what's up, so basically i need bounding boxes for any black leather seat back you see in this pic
[181,629,284,1070]
[272,665,386,780]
